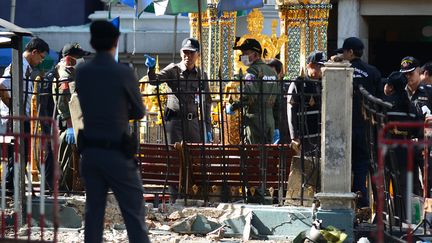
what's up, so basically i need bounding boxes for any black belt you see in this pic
[166,109,198,120]
[83,138,123,151]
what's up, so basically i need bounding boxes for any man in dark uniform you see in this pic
[287,51,324,154]
[52,42,90,191]
[225,38,280,144]
[75,20,150,243]
[336,37,382,208]
[144,38,212,144]
[400,56,432,195]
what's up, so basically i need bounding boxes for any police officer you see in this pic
[144,38,212,144]
[287,51,324,154]
[52,42,90,191]
[383,71,421,208]
[226,38,280,144]
[335,37,382,208]
[75,20,150,243]
[401,57,432,196]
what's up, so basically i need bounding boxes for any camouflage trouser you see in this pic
[58,130,83,191]
[244,114,274,144]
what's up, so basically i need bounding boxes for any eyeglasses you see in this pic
[38,52,46,61]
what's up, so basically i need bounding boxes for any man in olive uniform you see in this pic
[226,38,280,144]
[144,38,212,144]
[52,43,90,190]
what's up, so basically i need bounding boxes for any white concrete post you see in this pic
[315,61,356,241]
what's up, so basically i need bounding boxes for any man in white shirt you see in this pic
[0,37,49,190]
[0,37,50,125]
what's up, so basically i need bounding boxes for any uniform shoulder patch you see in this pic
[244,73,256,80]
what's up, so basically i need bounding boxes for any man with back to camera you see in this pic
[335,37,382,209]
[75,20,150,243]
[225,38,280,144]
[144,38,212,144]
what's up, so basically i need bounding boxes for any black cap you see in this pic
[335,37,364,54]
[307,51,326,65]
[386,71,407,90]
[233,38,262,55]
[400,56,420,73]
[62,43,91,57]
[181,38,199,52]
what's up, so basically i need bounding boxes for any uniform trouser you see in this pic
[58,130,81,191]
[165,117,201,144]
[80,148,150,243]
[244,114,274,144]
[352,127,370,208]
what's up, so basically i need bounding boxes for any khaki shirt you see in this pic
[147,62,212,128]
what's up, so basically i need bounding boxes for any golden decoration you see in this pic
[234,8,287,74]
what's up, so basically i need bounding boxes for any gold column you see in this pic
[189,3,236,81]
[278,0,332,79]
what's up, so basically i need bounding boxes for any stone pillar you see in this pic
[315,61,356,242]
[337,0,369,61]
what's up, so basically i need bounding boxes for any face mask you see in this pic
[240,54,252,66]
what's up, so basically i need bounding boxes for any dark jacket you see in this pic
[76,52,144,142]
[287,77,321,141]
[351,58,382,128]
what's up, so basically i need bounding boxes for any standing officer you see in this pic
[400,56,432,195]
[144,38,212,144]
[335,37,382,208]
[75,20,150,243]
[52,42,90,191]
[225,38,280,144]
[287,51,324,154]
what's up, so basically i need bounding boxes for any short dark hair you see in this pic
[24,37,49,53]
[90,20,120,52]
[353,49,363,58]
[266,58,283,75]
[421,62,432,75]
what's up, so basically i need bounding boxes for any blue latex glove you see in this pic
[273,129,280,144]
[225,103,235,115]
[144,54,156,68]
[65,128,75,145]
[206,131,213,143]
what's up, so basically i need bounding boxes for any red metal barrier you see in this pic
[0,116,59,242]
[377,121,432,243]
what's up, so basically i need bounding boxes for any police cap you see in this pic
[181,38,199,52]
[62,43,91,57]
[307,51,326,65]
[400,56,420,73]
[233,38,262,55]
[335,37,364,54]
